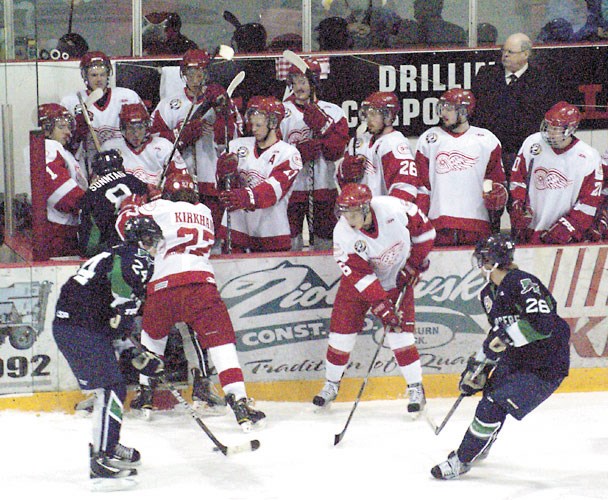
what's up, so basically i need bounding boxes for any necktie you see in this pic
[508,74,518,85]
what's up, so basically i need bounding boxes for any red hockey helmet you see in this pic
[541,101,581,148]
[181,49,211,72]
[359,92,400,123]
[245,96,285,129]
[119,103,151,128]
[80,51,112,77]
[286,58,322,85]
[163,171,198,202]
[437,88,476,119]
[335,183,372,218]
[38,103,74,134]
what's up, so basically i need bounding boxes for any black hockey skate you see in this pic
[226,393,266,432]
[90,450,138,492]
[89,443,141,469]
[191,368,227,415]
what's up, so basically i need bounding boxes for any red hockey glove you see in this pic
[73,112,89,142]
[541,217,580,244]
[296,138,322,163]
[370,298,401,329]
[509,199,533,231]
[586,205,608,242]
[206,83,229,111]
[146,184,162,202]
[397,258,430,289]
[338,153,366,184]
[119,194,147,212]
[302,102,331,135]
[216,152,239,179]
[178,118,205,148]
[219,187,255,212]
[483,181,508,211]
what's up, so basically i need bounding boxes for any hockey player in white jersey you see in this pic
[61,51,143,174]
[102,103,187,186]
[150,49,240,241]
[336,92,420,203]
[415,88,507,246]
[509,101,603,244]
[280,58,349,250]
[116,172,265,431]
[313,183,435,414]
[215,96,302,252]
[37,103,88,257]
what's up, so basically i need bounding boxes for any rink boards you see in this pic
[0,243,607,412]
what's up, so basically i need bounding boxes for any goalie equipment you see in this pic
[473,233,515,269]
[131,350,165,378]
[91,149,124,176]
[312,380,340,408]
[540,101,581,148]
[406,382,426,413]
[359,91,400,124]
[436,88,476,120]
[482,180,508,211]
[123,216,163,250]
[226,393,266,433]
[431,451,471,480]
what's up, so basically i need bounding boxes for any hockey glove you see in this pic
[216,152,239,185]
[219,187,255,212]
[541,217,581,244]
[302,102,332,135]
[459,356,492,396]
[119,194,147,213]
[586,205,608,242]
[205,83,229,111]
[509,199,533,231]
[109,301,140,337]
[131,350,165,378]
[370,298,401,330]
[338,153,366,185]
[178,118,211,148]
[397,258,430,289]
[73,112,89,143]
[482,181,508,211]
[482,324,511,360]
[296,138,322,163]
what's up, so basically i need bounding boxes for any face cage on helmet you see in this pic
[358,105,394,124]
[41,114,75,135]
[180,66,209,84]
[334,202,371,221]
[540,119,577,148]
[436,100,468,120]
[81,61,112,81]
[245,109,279,129]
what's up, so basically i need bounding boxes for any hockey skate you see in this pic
[431,451,471,480]
[407,382,426,414]
[74,393,96,414]
[130,384,154,419]
[226,393,266,433]
[90,450,138,492]
[191,368,227,416]
[312,380,339,409]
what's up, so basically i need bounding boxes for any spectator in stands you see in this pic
[142,12,198,55]
[38,103,88,257]
[471,32,561,230]
[413,0,466,46]
[346,5,403,49]
[539,0,602,42]
[477,23,498,45]
[509,101,603,244]
[223,10,268,53]
[315,17,352,50]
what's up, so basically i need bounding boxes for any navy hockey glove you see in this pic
[109,301,140,336]
[459,356,492,396]
[482,325,511,360]
[370,298,401,330]
[131,350,165,378]
[541,217,581,244]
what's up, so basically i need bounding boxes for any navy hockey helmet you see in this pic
[124,216,163,250]
[473,233,515,269]
[91,149,124,176]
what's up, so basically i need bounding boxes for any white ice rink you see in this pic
[2,391,607,499]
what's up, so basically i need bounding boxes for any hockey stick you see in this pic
[158,44,235,188]
[512,157,534,243]
[129,334,260,456]
[76,88,104,152]
[353,121,367,157]
[334,287,407,446]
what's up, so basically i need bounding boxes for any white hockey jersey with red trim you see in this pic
[415,125,504,230]
[61,87,143,154]
[280,99,346,196]
[44,139,88,225]
[333,196,435,303]
[102,135,187,186]
[116,199,217,293]
[343,130,418,202]
[222,136,302,241]
[510,133,603,233]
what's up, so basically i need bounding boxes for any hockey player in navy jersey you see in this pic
[53,217,164,490]
[431,233,570,480]
[78,149,150,257]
